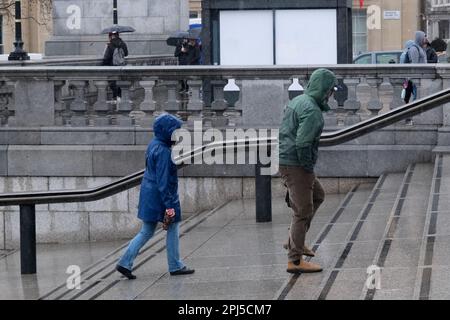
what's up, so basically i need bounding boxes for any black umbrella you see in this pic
[166,31,190,46]
[101,25,136,34]
[166,29,202,46]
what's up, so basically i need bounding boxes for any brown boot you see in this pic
[287,259,323,274]
[282,243,315,257]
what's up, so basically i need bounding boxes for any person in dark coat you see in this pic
[102,31,129,102]
[174,38,201,93]
[424,40,438,63]
[116,113,195,279]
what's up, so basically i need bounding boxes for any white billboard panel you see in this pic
[220,10,274,65]
[275,9,337,65]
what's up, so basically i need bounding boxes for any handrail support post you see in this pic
[20,204,37,274]
[255,156,272,223]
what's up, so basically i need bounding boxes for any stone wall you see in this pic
[46,0,189,56]
[0,175,376,249]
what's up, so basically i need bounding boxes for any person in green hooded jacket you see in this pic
[278,68,337,274]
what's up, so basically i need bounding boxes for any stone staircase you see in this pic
[10,154,449,299]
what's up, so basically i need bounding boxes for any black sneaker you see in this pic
[116,265,137,280]
[170,266,195,276]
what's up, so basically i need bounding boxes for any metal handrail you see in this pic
[1,86,450,206]
[0,138,276,206]
[320,86,450,146]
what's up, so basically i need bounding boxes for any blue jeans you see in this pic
[117,221,185,273]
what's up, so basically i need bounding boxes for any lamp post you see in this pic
[8,0,30,61]
[113,0,118,24]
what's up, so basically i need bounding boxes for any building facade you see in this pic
[353,0,424,56]
[190,0,202,19]
[0,1,52,55]
[1,0,199,56]
[426,0,450,41]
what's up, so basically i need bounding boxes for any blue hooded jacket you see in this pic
[137,113,183,223]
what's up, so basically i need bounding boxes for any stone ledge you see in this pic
[0,144,436,178]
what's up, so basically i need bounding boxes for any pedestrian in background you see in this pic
[102,31,129,103]
[174,37,201,94]
[116,113,195,279]
[424,40,438,63]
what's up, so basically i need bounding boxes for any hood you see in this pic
[304,68,337,112]
[404,40,415,49]
[415,31,426,47]
[153,113,183,144]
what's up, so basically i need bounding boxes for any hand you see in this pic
[166,208,175,218]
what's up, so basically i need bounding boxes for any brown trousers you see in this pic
[279,165,325,262]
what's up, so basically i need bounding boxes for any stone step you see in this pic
[39,205,223,300]
[285,171,407,300]
[278,177,389,300]
[414,154,450,300]
[75,194,354,300]
[362,163,434,300]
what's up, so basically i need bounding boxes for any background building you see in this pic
[353,0,424,57]
[0,1,52,55]
[425,0,450,41]
[1,0,200,56]
[190,0,202,20]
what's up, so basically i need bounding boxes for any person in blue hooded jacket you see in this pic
[116,113,195,279]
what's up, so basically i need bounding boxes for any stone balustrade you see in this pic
[0,64,449,130]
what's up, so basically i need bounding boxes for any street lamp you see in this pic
[113,0,118,24]
[8,0,30,61]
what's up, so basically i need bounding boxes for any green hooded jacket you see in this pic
[278,68,337,172]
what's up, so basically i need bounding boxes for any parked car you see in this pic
[353,50,403,64]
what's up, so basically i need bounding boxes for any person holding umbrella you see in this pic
[102,31,129,103]
[174,36,201,94]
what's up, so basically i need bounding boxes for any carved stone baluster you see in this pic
[164,81,181,112]
[442,77,450,127]
[0,81,15,126]
[69,80,88,126]
[344,78,361,125]
[53,80,66,126]
[367,78,381,116]
[288,78,305,101]
[93,80,111,126]
[378,77,394,115]
[223,78,242,127]
[325,78,338,127]
[209,80,227,127]
[137,79,157,127]
[185,80,204,124]
[356,77,371,121]
[390,78,405,110]
[116,80,133,126]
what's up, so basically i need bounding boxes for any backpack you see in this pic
[400,43,420,64]
[400,50,410,64]
[112,47,126,66]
